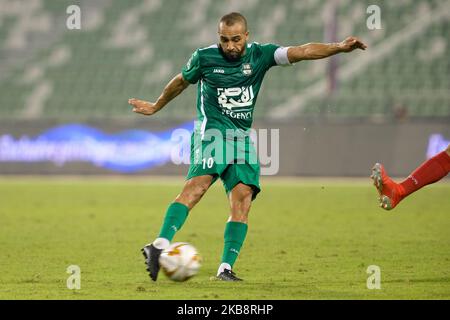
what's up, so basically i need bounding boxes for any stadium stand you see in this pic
[0,0,448,120]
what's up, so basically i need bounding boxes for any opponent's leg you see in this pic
[371,145,450,210]
[143,175,214,281]
[217,183,253,281]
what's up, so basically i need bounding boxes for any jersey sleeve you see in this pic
[181,50,202,84]
[260,43,292,69]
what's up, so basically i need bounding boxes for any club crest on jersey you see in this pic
[242,63,252,76]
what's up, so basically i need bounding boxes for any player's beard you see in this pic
[221,42,246,61]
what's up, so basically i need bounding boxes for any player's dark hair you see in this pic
[219,12,247,31]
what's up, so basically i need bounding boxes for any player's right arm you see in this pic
[129,49,201,116]
[128,73,190,116]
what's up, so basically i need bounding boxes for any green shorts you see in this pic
[186,132,261,200]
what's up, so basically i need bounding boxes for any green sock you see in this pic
[158,202,189,241]
[221,221,248,268]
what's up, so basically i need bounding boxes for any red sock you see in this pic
[399,151,450,198]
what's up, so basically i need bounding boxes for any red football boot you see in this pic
[371,163,404,210]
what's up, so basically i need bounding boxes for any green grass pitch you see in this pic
[0,177,449,299]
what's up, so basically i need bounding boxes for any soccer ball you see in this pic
[159,242,201,282]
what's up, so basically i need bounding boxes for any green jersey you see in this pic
[182,42,290,139]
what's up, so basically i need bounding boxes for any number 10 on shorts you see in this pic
[202,157,214,169]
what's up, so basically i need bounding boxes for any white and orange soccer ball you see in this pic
[159,242,201,282]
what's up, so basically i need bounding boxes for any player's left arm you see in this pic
[287,36,367,63]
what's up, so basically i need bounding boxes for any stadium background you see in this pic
[0,0,448,176]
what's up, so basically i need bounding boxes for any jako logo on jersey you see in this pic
[242,63,252,76]
[213,68,225,73]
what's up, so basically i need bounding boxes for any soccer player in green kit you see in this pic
[128,12,367,281]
